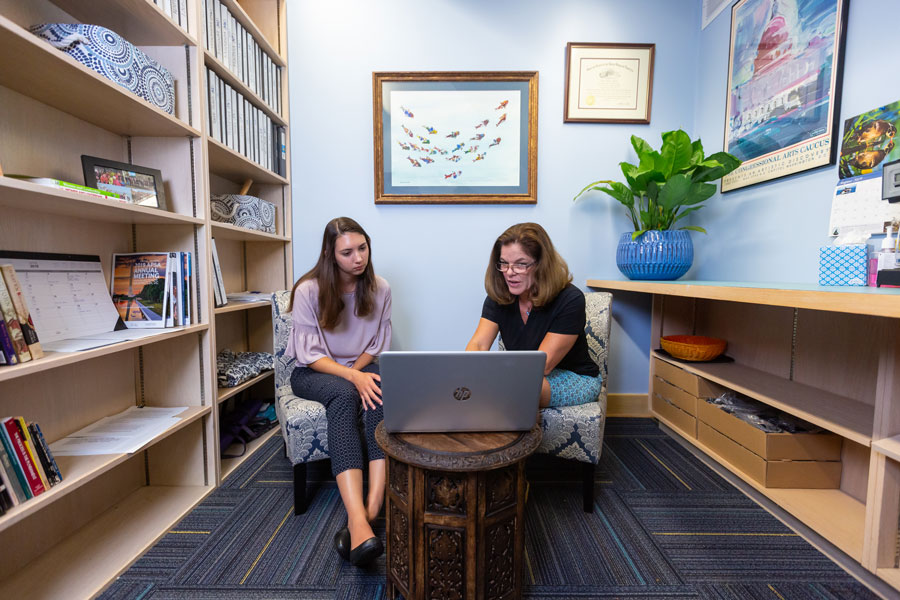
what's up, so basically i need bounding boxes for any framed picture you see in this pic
[721,0,849,192]
[81,155,167,210]
[373,71,538,204]
[563,43,655,124]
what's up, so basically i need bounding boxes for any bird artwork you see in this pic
[489,137,501,147]
[495,100,508,110]
[400,106,414,118]
[496,113,507,126]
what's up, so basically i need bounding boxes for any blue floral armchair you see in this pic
[501,291,611,512]
[272,290,329,514]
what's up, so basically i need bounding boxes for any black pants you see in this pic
[289,363,384,477]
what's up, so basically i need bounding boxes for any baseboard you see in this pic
[608,393,650,417]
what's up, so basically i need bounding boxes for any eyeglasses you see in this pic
[496,261,535,274]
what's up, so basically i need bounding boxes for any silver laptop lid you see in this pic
[380,351,546,433]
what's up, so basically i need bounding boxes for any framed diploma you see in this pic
[564,42,655,124]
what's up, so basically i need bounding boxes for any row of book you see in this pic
[0,417,62,515]
[202,0,282,116]
[207,67,287,176]
[0,264,44,366]
[210,239,228,308]
[152,0,189,31]
[111,252,196,329]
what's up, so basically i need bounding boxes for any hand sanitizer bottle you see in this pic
[877,224,897,271]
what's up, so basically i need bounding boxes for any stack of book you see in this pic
[111,252,196,329]
[202,0,282,116]
[0,264,44,366]
[0,417,63,514]
[151,0,189,31]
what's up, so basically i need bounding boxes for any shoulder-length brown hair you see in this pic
[484,222,572,307]
[288,217,377,330]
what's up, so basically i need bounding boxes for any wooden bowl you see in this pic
[660,335,727,361]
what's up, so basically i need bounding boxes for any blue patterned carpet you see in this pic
[99,419,878,599]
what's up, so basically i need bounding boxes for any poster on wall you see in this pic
[721,0,849,192]
[373,72,538,204]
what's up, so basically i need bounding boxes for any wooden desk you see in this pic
[375,423,542,600]
[588,279,900,593]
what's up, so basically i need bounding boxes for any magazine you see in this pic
[110,253,170,328]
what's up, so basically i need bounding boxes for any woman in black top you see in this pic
[466,223,600,408]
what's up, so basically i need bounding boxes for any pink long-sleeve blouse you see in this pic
[285,276,392,368]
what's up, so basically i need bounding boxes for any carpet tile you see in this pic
[98,418,881,600]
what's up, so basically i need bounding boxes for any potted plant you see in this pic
[575,129,741,280]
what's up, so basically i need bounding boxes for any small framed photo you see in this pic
[564,42,655,124]
[81,155,167,210]
[373,71,538,204]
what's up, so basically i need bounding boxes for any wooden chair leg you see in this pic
[582,462,595,513]
[294,462,308,515]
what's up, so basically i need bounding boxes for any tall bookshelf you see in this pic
[0,0,290,596]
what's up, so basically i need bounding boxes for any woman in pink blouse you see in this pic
[286,217,391,567]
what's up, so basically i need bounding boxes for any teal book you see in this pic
[0,422,31,499]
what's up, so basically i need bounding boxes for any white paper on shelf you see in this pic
[41,326,184,352]
[49,406,188,455]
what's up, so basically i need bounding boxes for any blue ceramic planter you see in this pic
[616,230,693,280]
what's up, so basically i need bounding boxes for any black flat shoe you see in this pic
[333,527,350,561]
[349,535,383,567]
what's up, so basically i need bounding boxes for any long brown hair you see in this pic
[288,217,377,330]
[484,222,572,307]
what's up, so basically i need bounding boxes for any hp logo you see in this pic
[453,387,471,401]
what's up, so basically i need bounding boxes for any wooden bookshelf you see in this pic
[0,0,290,595]
[589,279,900,593]
[217,370,274,403]
[204,51,287,126]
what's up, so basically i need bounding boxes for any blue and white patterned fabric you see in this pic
[500,292,611,465]
[272,290,330,466]
[30,24,175,115]
[818,244,868,286]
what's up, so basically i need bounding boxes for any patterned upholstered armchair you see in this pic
[272,290,330,514]
[500,291,611,512]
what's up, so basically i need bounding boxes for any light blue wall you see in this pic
[691,0,900,281]
[287,0,702,394]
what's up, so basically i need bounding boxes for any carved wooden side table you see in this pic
[375,422,542,600]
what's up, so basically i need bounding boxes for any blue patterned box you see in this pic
[210,194,276,234]
[818,244,868,286]
[30,24,175,115]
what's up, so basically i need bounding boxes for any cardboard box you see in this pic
[697,400,842,461]
[818,244,868,286]
[652,393,697,438]
[653,357,722,398]
[699,422,841,488]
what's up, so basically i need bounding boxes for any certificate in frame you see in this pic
[564,42,655,124]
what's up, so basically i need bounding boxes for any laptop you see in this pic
[380,351,546,433]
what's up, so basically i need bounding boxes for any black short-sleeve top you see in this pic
[481,283,599,377]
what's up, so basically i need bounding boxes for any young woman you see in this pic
[286,217,391,567]
[466,222,600,408]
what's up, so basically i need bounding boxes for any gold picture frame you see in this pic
[373,71,538,204]
[564,42,655,124]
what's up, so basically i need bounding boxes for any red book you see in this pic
[1,418,44,497]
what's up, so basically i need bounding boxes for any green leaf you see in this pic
[596,182,635,208]
[679,225,707,234]
[631,229,648,240]
[657,173,692,210]
[573,179,615,201]
[673,205,705,222]
[662,130,693,173]
[682,181,717,206]
[631,135,654,158]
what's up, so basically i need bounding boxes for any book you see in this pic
[182,252,191,325]
[16,417,50,491]
[5,174,122,200]
[1,418,45,497]
[210,239,227,307]
[0,423,31,499]
[0,442,24,505]
[0,271,31,362]
[0,311,14,364]
[28,422,62,486]
[110,253,170,328]
[167,251,178,327]
[0,265,44,359]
